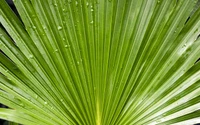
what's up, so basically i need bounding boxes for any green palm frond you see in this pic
[0,0,200,124]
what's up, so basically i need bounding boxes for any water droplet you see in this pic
[86,2,89,7]
[54,3,58,7]
[157,0,160,3]
[24,60,27,64]
[31,15,36,18]
[28,97,32,101]
[29,55,34,59]
[44,101,48,105]
[43,26,47,30]
[35,94,38,99]
[57,26,63,30]
[76,1,78,6]
[91,8,94,12]
[19,103,24,107]
[90,21,94,24]
[7,77,12,81]
[60,99,64,102]
[55,49,58,52]
[63,38,66,41]
[174,30,177,33]
[65,45,69,48]
[77,61,80,65]
[33,26,36,29]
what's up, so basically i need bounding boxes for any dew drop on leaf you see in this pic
[20,103,25,107]
[32,26,36,29]
[65,45,70,48]
[44,101,48,105]
[31,15,36,18]
[24,60,27,64]
[43,26,47,30]
[35,94,38,99]
[29,55,34,59]
[90,21,94,24]
[57,26,63,30]
[54,3,58,7]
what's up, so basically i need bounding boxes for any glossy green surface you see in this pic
[0,0,200,124]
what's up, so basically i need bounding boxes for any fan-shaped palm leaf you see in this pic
[0,0,200,124]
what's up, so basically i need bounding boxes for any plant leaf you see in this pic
[0,0,200,124]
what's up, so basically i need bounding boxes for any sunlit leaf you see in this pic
[0,0,200,124]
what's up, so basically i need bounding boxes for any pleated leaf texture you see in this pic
[0,0,200,125]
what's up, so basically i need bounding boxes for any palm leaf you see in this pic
[0,0,200,124]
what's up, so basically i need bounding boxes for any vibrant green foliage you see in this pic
[0,0,200,124]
